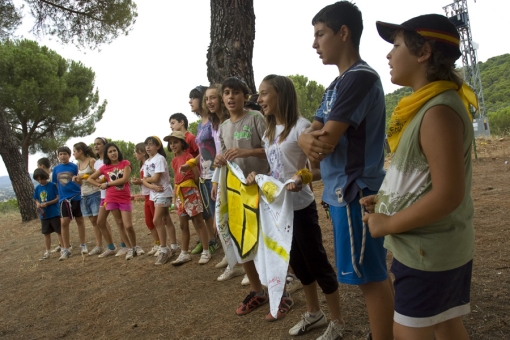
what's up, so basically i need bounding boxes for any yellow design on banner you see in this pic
[261,182,278,203]
[263,231,289,262]
[226,168,259,259]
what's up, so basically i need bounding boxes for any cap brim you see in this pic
[376,21,407,43]
[163,136,171,141]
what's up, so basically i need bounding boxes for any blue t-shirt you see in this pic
[315,60,386,207]
[52,162,81,203]
[33,182,60,219]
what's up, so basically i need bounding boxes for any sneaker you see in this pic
[125,248,135,260]
[68,245,73,251]
[217,265,245,281]
[215,255,228,268]
[147,245,159,256]
[171,252,192,266]
[80,244,88,254]
[88,246,102,256]
[58,249,71,261]
[316,320,344,340]
[265,293,294,321]
[170,245,181,257]
[154,246,161,257]
[198,252,211,264]
[289,310,327,336]
[286,273,303,293]
[235,290,269,315]
[208,241,219,254]
[98,248,116,258]
[39,251,50,261]
[115,247,129,257]
[241,274,250,286]
[155,248,170,265]
[191,241,203,255]
[50,245,61,253]
[134,246,145,256]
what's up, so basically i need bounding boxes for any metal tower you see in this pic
[443,0,490,136]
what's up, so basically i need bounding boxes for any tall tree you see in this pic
[0,1,136,222]
[288,75,326,122]
[207,0,256,93]
[0,39,107,169]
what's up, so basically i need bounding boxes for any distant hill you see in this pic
[0,175,38,201]
[384,53,510,135]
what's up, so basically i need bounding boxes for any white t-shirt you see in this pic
[263,117,314,210]
[143,153,173,201]
[140,168,150,196]
[93,159,106,199]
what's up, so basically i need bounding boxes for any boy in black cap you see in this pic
[362,14,476,339]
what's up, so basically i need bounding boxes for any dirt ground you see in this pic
[0,137,508,340]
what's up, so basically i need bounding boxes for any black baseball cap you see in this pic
[376,14,462,60]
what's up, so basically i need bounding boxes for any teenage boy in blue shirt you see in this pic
[298,2,393,339]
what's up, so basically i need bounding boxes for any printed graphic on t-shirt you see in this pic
[39,190,48,202]
[234,125,253,140]
[145,162,155,178]
[266,142,283,182]
[108,168,125,190]
[57,171,74,187]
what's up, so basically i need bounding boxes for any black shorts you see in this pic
[289,201,338,295]
[60,200,83,219]
[41,216,61,234]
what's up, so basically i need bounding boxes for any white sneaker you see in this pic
[115,247,129,257]
[286,273,303,293]
[241,274,250,286]
[155,248,171,265]
[39,251,50,261]
[171,252,191,266]
[88,246,102,256]
[125,248,135,260]
[80,244,88,254]
[98,248,116,258]
[58,249,71,261]
[134,246,145,256]
[289,310,327,336]
[215,255,228,268]
[217,265,245,281]
[68,245,73,251]
[147,245,159,256]
[316,320,344,340]
[198,252,211,264]
[50,245,61,253]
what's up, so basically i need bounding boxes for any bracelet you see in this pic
[295,169,313,185]
[186,158,198,169]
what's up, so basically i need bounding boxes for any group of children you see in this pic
[33,2,475,340]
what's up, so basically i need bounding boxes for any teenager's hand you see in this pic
[100,182,108,190]
[72,175,82,184]
[36,202,42,209]
[131,177,142,185]
[211,183,218,201]
[286,174,303,192]
[298,130,335,162]
[214,154,227,168]
[224,148,248,160]
[179,163,191,175]
[360,195,378,214]
[362,212,391,238]
[153,185,164,192]
[245,172,257,185]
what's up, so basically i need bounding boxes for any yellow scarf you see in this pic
[387,81,477,153]
[174,179,197,204]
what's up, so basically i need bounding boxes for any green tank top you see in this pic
[376,90,474,271]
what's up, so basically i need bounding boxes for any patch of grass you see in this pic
[0,199,18,214]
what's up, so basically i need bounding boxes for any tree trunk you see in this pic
[0,110,37,222]
[207,0,257,94]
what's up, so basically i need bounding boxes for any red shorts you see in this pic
[176,187,203,217]
[144,195,156,230]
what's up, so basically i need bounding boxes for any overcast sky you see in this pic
[1,0,506,177]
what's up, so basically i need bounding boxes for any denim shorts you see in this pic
[154,196,172,208]
[80,191,101,217]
